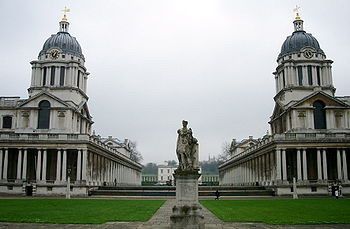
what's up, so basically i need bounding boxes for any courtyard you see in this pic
[0,198,349,228]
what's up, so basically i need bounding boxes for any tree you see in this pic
[129,141,143,163]
[142,163,158,174]
[218,141,231,163]
[200,160,219,175]
[165,160,177,166]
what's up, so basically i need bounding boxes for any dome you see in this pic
[278,30,324,59]
[39,31,84,60]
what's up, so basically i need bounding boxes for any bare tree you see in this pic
[218,141,231,163]
[129,141,143,163]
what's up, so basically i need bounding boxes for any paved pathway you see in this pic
[0,199,349,228]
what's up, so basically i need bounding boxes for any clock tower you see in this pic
[28,8,89,108]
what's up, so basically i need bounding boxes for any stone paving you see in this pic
[0,199,350,228]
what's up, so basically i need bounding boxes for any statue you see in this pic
[171,120,204,229]
[176,120,199,171]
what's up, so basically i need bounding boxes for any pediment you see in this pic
[18,91,71,109]
[292,91,349,109]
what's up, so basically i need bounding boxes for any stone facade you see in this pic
[0,15,142,196]
[158,165,177,185]
[219,14,350,196]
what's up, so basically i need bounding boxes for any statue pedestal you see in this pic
[170,170,204,229]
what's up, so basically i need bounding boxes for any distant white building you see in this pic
[157,164,202,185]
[158,165,177,185]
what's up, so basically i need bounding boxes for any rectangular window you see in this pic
[2,116,12,129]
[60,66,65,86]
[307,65,313,85]
[316,66,321,85]
[297,66,303,86]
[77,71,80,88]
[282,70,285,88]
[50,67,55,86]
[43,67,47,86]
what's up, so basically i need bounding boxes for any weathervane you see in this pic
[62,6,70,21]
[293,5,301,20]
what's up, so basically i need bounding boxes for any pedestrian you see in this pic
[215,190,220,200]
[335,185,339,199]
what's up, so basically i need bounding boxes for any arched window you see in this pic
[313,100,326,129]
[38,100,51,129]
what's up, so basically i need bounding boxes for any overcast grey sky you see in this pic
[0,1,349,164]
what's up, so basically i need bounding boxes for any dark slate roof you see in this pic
[278,30,324,59]
[39,32,84,60]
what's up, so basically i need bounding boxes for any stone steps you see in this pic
[89,186,275,197]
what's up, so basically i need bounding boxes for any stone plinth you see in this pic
[170,170,204,229]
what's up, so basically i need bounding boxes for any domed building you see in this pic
[0,12,142,196]
[219,12,350,195]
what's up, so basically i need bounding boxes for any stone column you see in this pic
[262,155,266,183]
[42,149,47,181]
[56,149,61,182]
[281,149,287,181]
[342,150,348,181]
[36,149,42,181]
[107,160,110,183]
[3,149,8,180]
[249,160,252,184]
[266,153,270,184]
[22,149,27,180]
[317,149,322,180]
[77,149,82,181]
[297,149,302,181]
[302,149,308,181]
[276,149,281,182]
[82,149,87,181]
[62,149,67,182]
[17,149,22,180]
[337,149,342,180]
[0,149,3,180]
[322,149,328,180]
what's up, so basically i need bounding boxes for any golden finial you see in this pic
[293,5,301,20]
[62,6,70,21]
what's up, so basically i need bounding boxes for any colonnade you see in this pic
[0,147,141,186]
[220,147,349,186]
[87,151,140,186]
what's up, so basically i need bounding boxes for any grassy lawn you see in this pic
[201,199,350,225]
[0,199,164,224]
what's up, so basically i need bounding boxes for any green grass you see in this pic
[0,199,165,224]
[201,199,350,225]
